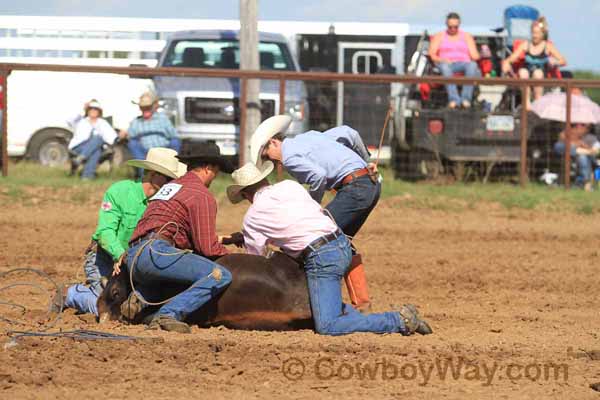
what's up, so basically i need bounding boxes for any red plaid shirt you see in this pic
[130,171,228,258]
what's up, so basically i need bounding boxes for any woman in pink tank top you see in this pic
[438,31,472,63]
[429,12,481,108]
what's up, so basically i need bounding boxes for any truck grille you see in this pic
[184,98,276,124]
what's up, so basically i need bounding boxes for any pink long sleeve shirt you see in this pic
[242,180,338,258]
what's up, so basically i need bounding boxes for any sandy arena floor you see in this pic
[0,189,599,399]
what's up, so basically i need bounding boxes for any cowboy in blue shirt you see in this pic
[123,92,181,178]
[250,116,380,313]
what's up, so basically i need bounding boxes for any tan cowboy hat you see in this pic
[127,147,187,179]
[133,91,158,108]
[249,115,292,167]
[226,161,274,204]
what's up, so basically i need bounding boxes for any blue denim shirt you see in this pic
[128,112,178,149]
[282,126,369,203]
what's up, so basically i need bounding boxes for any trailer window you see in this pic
[163,39,294,70]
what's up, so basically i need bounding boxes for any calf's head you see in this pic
[96,272,131,323]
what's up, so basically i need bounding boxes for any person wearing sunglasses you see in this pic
[429,12,481,109]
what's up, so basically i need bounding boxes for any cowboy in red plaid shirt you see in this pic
[123,143,234,333]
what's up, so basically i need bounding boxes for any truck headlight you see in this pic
[285,101,305,121]
[158,98,179,125]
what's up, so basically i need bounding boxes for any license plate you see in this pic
[486,115,514,132]
[217,140,238,156]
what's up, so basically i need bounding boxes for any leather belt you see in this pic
[130,232,176,248]
[336,168,370,190]
[300,230,343,260]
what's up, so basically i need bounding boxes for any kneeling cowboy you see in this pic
[250,116,379,312]
[227,162,431,336]
[124,143,234,333]
[62,148,186,316]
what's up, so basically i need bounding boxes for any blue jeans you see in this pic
[554,142,593,183]
[127,137,181,179]
[72,135,105,178]
[304,234,407,336]
[438,61,480,104]
[126,239,232,321]
[326,175,381,238]
[64,246,114,316]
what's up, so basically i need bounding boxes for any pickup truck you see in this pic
[151,30,309,157]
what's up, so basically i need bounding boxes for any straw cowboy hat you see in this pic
[127,147,187,179]
[226,161,274,204]
[177,142,234,173]
[249,115,292,167]
[133,91,158,108]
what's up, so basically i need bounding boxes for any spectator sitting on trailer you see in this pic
[68,100,118,180]
[428,12,481,109]
[121,92,181,179]
[501,16,566,109]
[553,123,598,191]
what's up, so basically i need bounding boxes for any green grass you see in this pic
[377,168,600,214]
[3,162,600,214]
[0,161,133,205]
[1,161,130,188]
[0,161,237,204]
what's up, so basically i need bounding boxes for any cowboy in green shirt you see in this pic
[63,148,187,316]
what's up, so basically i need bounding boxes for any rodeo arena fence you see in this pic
[1,62,600,189]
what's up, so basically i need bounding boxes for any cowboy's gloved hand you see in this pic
[221,232,245,248]
[112,253,126,276]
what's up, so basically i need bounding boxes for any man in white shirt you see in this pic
[68,100,117,179]
[226,162,432,336]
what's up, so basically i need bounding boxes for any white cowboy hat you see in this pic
[86,100,102,111]
[249,115,292,167]
[127,147,187,179]
[226,161,274,204]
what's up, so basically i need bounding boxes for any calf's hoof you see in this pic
[98,312,110,324]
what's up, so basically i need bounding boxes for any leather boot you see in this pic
[147,314,191,334]
[344,254,371,313]
[398,304,433,335]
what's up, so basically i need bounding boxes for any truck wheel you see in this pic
[27,129,71,167]
[452,162,467,181]
[391,136,413,180]
[392,146,438,181]
[419,156,442,180]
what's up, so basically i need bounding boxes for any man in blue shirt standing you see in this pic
[123,92,181,179]
[250,116,380,313]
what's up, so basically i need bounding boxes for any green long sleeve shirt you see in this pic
[91,180,148,261]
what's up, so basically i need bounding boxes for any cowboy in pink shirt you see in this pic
[225,161,433,336]
[429,12,481,108]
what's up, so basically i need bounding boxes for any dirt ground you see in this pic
[1,190,599,399]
